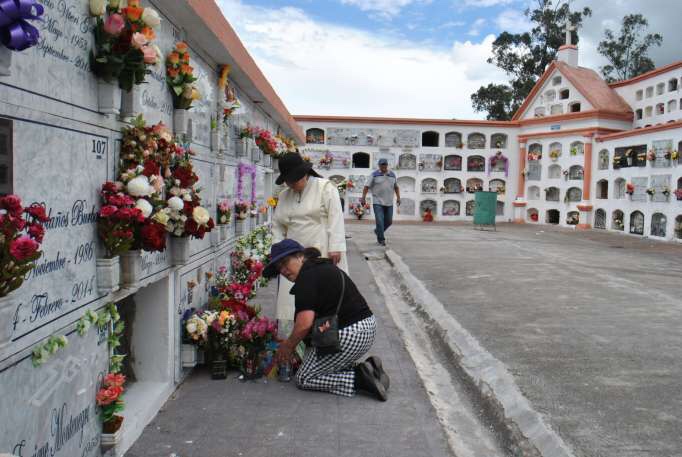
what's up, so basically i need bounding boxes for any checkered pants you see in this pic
[295,315,377,397]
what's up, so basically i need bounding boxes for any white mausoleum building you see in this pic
[297,40,682,241]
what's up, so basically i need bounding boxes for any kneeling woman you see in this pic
[264,240,389,401]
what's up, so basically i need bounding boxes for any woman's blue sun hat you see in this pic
[263,239,305,278]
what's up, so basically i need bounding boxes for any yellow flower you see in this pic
[191,88,201,101]
[152,210,169,226]
[267,197,278,207]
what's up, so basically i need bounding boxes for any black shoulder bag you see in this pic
[311,269,345,357]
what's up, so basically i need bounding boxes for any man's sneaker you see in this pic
[378,240,386,246]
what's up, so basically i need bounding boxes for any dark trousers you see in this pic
[373,204,393,242]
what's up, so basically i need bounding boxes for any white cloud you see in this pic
[468,18,487,36]
[495,9,532,33]
[217,0,507,119]
[339,0,429,18]
[463,0,514,6]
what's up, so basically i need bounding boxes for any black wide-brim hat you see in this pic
[263,239,305,278]
[275,153,322,185]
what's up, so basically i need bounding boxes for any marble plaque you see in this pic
[442,200,460,216]
[396,176,416,193]
[331,151,350,169]
[326,128,419,147]
[374,151,395,168]
[652,140,672,168]
[651,174,671,202]
[0,315,109,457]
[256,170,265,198]
[397,198,415,215]
[190,158,214,256]
[420,154,442,172]
[348,174,367,189]
[397,153,416,170]
[9,120,108,353]
[186,51,216,148]
[631,177,648,202]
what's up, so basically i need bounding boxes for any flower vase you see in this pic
[210,228,220,247]
[173,109,190,136]
[219,224,228,242]
[0,47,11,76]
[101,415,123,447]
[211,129,221,154]
[96,256,120,295]
[171,236,191,265]
[120,85,143,119]
[120,250,142,289]
[272,158,279,170]
[97,80,122,115]
[235,218,247,235]
[251,147,261,163]
[236,138,248,157]
[211,355,228,380]
[0,292,16,351]
[241,349,264,380]
[181,343,198,368]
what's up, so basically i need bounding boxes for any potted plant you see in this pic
[96,182,143,294]
[98,373,126,446]
[90,0,161,114]
[0,196,48,349]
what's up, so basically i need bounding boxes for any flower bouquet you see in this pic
[647,150,656,162]
[267,196,278,208]
[672,150,679,162]
[90,0,161,91]
[646,187,655,197]
[234,201,250,221]
[217,199,231,225]
[549,149,561,161]
[350,202,370,220]
[0,196,48,317]
[625,182,635,195]
[318,152,333,169]
[238,315,278,379]
[97,373,126,440]
[166,42,200,110]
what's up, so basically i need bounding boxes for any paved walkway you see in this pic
[350,221,682,457]
[126,240,452,457]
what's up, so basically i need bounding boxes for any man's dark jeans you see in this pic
[373,204,393,242]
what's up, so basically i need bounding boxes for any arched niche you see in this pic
[420,199,437,216]
[466,178,483,193]
[614,178,626,199]
[352,152,370,168]
[443,178,462,193]
[566,211,579,225]
[629,211,644,235]
[612,210,624,231]
[594,209,606,229]
[598,149,609,170]
[596,179,608,199]
[422,131,439,147]
[397,152,417,170]
[421,178,438,193]
[467,133,486,149]
[496,201,504,216]
[569,141,584,156]
[489,179,506,194]
[491,133,507,148]
[548,164,562,179]
[399,198,415,215]
[651,213,667,237]
[305,128,325,144]
[566,187,582,202]
[675,215,682,239]
[442,200,460,216]
[528,185,540,200]
[568,165,584,180]
[329,175,345,185]
[443,154,462,170]
[546,209,560,224]
[549,142,562,161]
[528,143,542,160]
[527,208,539,222]
[465,200,475,216]
[397,176,416,193]
[467,155,485,172]
[444,132,463,148]
[545,186,560,201]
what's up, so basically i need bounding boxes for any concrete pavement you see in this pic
[349,221,682,457]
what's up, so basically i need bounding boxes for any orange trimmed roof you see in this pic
[512,61,632,121]
[595,120,682,142]
[294,115,517,128]
[608,60,682,88]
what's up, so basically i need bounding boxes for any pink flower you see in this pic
[100,205,118,218]
[1,194,23,217]
[9,235,40,261]
[103,13,125,36]
[141,45,157,64]
[28,223,45,243]
[130,32,147,49]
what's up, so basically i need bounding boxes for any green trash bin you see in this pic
[473,191,497,230]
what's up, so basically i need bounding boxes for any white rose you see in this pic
[192,206,210,225]
[135,199,153,218]
[127,175,152,197]
[89,0,106,16]
[141,7,161,28]
[168,196,184,211]
[186,321,197,334]
[183,193,192,201]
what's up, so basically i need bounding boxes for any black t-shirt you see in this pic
[290,259,373,329]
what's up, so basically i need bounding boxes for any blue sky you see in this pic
[218,0,681,119]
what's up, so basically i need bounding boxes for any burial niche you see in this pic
[420,199,437,216]
[421,178,438,193]
[306,128,325,144]
[465,200,475,216]
[397,152,417,170]
[596,179,608,199]
[548,164,562,179]
[422,131,439,147]
[546,209,560,224]
[545,186,560,201]
[466,178,483,193]
[444,154,462,170]
[651,213,667,237]
[528,185,540,200]
[397,176,416,193]
[443,177,462,193]
[629,210,644,235]
[467,133,486,149]
[467,155,485,172]
[442,200,460,216]
[594,209,606,229]
[352,152,370,168]
[612,210,624,231]
[444,132,463,148]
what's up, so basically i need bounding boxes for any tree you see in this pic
[598,14,662,83]
[470,0,591,120]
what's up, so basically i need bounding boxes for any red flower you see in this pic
[140,222,166,252]
[7,213,26,231]
[25,204,49,222]
[142,159,159,177]
[173,166,197,188]
[1,194,23,217]
[9,235,40,261]
[100,205,118,218]
[96,386,123,406]
[107,194,135,207]
[28,223,45,243]
[104,373,126,388]
[102,181,119,193]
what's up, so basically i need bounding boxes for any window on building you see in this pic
[635,109,643,120]
[0,118,12,196]
[646,86,654,98]
[657,82,665,95]
[552,76,562,86]
[546,209,560,224]
[422,131,439,147]
[635,89,643,101]
[559,89,570,100]
[656,103,665,115]
[352,152,370,168]
[669,78,678,92]
[550,104,563,115]
[569,102,581,113]
[667,100,677,112]
[645,106,653,117]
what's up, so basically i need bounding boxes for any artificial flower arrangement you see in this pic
[234,201,250,220]
[218,65,241,123]
[647,150,656,162]
[350,201,370,219]
[549,149,561,161]
[625,182,635,195]
[646,187,656,196]
[97,373,126,434]
[97,181,144,258]
[267,196,278,208]
[276,133,298,154]
[662,186,671,197]
[0,196,48,298]
[527,151,542,161]
[488,151,508,176]
[336,179,353,194]
[569,146,580,156]
[166,42,200,109]
[90,0,161,90]
[240,126,283,157]
[217,199,231,225]
[671,150,679,161]
[318,152,333,169]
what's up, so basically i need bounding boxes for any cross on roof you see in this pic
[564,20,576,46]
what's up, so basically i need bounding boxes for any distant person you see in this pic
[265,240,389,401]
[361,158,400,246]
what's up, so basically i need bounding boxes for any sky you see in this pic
[216,0,682,120]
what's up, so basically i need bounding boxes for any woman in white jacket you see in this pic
[272,153,348,327]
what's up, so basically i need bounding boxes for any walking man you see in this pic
[361,158,400,246]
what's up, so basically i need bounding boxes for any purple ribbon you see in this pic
[0,0,44,51]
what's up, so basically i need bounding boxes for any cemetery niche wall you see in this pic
[0,1,298,456]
